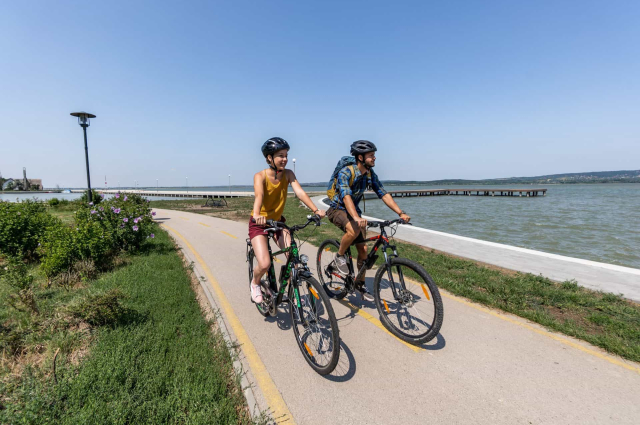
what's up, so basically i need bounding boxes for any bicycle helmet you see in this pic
[262,137,290,158]
[350,140,377,157]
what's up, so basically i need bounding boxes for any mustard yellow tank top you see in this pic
[259,170,288,220]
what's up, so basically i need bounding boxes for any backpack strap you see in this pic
[327,165,361,199]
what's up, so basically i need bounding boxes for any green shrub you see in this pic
[66,288,128,327]
[0,321,29,356]
[73,212,116,270]
[39,192,156,281]
[48,198,60,207]
[79,189,103,205]
[0,256,39,314]
[41,223,78,279]
[0,200,55,259]
[84,192,155,252]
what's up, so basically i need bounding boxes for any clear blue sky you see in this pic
[1,0,638,187]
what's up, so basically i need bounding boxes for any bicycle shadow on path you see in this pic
[336,278,447,352]
[262,304,357,382]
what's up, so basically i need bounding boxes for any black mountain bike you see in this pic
[317,218,443,345]
[247,215,340,375]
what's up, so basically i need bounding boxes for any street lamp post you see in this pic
[70,112,96,202]
[186,177,188,193]
[156,179,159,192]
[228,174,231,194]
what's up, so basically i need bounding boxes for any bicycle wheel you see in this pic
[247,248,272,317]
[373,257,443,345]
[316,240,348,300]
[290,275,341,375]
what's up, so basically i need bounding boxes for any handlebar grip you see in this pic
[307,214,322,224]
[266,219,276,227]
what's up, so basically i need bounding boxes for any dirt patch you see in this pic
[544,305,603,337]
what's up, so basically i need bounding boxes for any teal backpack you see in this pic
[326,156,358,199]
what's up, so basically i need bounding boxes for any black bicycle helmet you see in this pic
[261,137,290,158]
[350,140,377,157]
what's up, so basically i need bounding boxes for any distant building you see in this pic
[1,178,43,191]
[2,179,15,190]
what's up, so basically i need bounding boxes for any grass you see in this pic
[151,197,640,363]
[1,229,250,424]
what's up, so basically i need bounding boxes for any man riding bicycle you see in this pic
[326,140,410,300]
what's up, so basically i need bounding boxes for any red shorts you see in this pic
[248,216,286,242]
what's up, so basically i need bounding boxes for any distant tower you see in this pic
[23,167,30,190]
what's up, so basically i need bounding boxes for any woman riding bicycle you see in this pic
[249,137,326,303]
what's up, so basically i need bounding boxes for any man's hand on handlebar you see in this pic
[315,209,326,218]
[400,213,411,223]
[355,216,367,229]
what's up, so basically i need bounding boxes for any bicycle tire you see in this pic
[247,248,271,317]
[373,257,443,345]
[290,275,341,375]
[316,239,349,300]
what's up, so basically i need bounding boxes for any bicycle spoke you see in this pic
[318,243,346,295]
[291,280,338,369]
[377,265,437,338]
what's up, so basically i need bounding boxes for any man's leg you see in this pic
[327,208,364,275]
[338,220,361,256]
[354,242,373,300]
[355,242,368,282]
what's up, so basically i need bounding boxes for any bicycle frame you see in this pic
[246,232,311,316]
[333,224,406,301]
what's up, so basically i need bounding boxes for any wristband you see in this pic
[399,210,407,216]
[313,209,320,214]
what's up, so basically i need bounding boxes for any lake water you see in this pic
[3,184,639,269]
[361,184,640,270]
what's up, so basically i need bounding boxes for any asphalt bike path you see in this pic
[154,208,640,425]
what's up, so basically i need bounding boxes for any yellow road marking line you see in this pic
[162,224,296,423]
[337,300,421,353]
[220,230,237,239]
[441,291,640,375]
[199,222,210,227]
[180,217,189,221]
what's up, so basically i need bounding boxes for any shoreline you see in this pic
[313,195,640,301]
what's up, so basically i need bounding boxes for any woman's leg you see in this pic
[275,229,291,252]
[250,235,271,302]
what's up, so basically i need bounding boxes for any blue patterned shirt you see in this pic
[329,166,387,215]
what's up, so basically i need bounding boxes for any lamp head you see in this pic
[70,111,96,127]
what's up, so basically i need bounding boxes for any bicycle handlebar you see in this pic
[264,214,322,234]
[366,218,412,228]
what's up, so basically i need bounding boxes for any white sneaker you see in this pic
[250,284,263,303]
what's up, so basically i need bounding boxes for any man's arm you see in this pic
[381,194,411,222]
[372,173,409,222]
[338,167,367,227]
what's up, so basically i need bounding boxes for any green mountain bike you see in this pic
[247,215,340,375]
